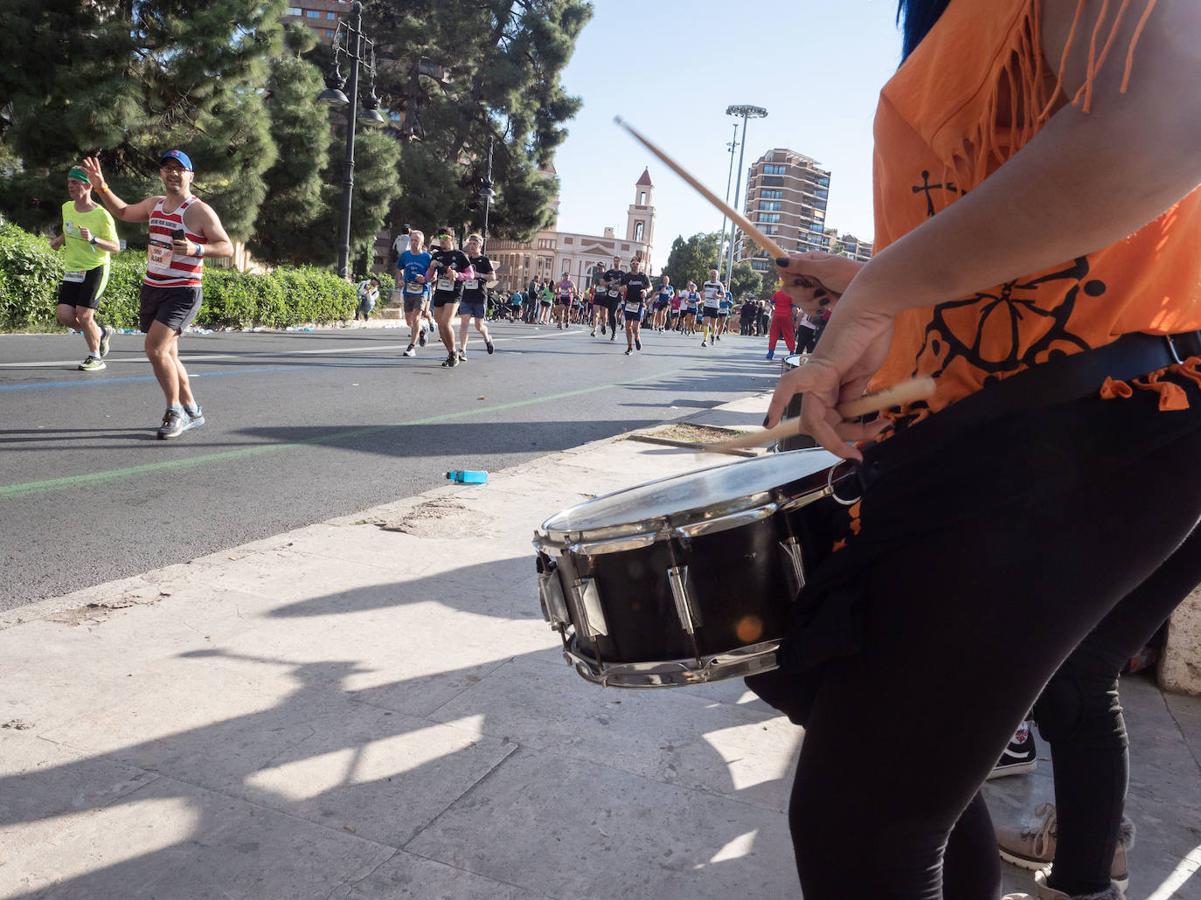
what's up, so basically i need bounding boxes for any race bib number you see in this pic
[463,279,479,291]
[624,303,642,314]
[63,270,86,284]
[405,282,424,294]
[436,278,454,292]
[148,241,173,267]
[607,288,620,298]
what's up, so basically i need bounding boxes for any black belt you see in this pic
[855,331,1201,492]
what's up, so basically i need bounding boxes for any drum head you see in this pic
[783,354,805,370]
[539,448,839,543]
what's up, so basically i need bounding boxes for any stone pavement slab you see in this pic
[2,389,1200,900]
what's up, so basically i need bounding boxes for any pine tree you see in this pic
[365,0,591,240]
[0,0,285,239]
[248,25,332,265]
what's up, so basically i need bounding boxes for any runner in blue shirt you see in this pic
[399,229,432,358]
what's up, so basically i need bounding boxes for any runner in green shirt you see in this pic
[49,166,120,371]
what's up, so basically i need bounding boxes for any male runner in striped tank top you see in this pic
[82,150,233,439]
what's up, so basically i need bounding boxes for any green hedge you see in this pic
[0,223,393,331]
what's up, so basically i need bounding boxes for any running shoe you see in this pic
[449,353,459,367]
[635,338,642,351]
[600,324,606,335]
[78,355,106,372]
[404,344,416,357]
[156,408,187,440]
[625,347,632,355]
[610,332,616,342]
[590,329,596,337]
[701,340,708,348]
[98,324,113,358]
[183,405,205,431]
[457,349,467,361]
[766,349,775,360]
[485,340,495,355]
[418,329,427,347]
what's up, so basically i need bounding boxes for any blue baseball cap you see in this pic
[159,149,194,171]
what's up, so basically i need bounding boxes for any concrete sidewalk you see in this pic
[1,393,1198,899]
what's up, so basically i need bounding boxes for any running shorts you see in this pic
[58,266,108,309]
[139,284,203,333]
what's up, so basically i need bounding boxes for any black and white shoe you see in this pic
[635,338,642,351]
[485,340,495,355]
[403,344,416,358]
[988,720,1038,780]
[625,347,632,356]
[418,329,427,347]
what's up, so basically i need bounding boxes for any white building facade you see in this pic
[489,169,656,293]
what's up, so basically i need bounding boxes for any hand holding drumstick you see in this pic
[613,116,935,459]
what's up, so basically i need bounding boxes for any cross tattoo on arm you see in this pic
[912,169,960,217]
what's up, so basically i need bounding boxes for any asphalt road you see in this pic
[0,322,775,609]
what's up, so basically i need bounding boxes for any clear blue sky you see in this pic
[552,0,903,265]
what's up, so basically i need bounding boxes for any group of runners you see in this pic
[512,258,746,354]
[392,227,495,368]
[51,151,234,440]
[47,149,815,440]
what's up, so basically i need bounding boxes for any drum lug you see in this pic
[667,565,702,635]
[572,577,608,638]
[780,538,807,597]
[537,559,571,632]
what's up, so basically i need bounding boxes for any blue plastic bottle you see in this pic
[446,469,488,484]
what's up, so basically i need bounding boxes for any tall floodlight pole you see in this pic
[719,122,739,282]
[724,104,767,291]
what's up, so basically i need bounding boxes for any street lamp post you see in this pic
[724,104,767,292]
[481,136,495,249]
[719,122,739,283]
[320,0,387,280]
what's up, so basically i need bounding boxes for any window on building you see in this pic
[763,164,787,175]
[305,9,321,17]
[759,201,782,212]
[818,176,831,186]
[325,29,334,37]
[326,10,336,17]
[285,6,302,14]
[639,192,647,206]
[563,237,573,244]
[761,224,779,235]
[757,213,781,224]
[762,175,783,188]
[634,222,644,242]
[621,243,629,251]
[761,189,783,200]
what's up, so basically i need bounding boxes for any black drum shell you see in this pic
[559,498,837,666]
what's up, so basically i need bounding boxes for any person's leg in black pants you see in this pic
[1033,522,1201,895]
[788,421,1201,898]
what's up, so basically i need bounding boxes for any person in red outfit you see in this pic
[766,288,797,360]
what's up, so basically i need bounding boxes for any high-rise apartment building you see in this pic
[282,1,348,44]
[735,149,832,273]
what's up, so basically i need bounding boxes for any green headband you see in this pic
[67,167,90,185]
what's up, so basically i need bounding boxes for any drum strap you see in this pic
[859,331,1201,492]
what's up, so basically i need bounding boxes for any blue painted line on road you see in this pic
[0,365,328,393]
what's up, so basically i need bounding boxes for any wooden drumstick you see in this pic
[614,116,790,262]
[703,376,937,451]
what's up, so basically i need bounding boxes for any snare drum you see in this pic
[533,449,847,688]
[776,355,817,452]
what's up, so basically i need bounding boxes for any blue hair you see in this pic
[897,0,953,60]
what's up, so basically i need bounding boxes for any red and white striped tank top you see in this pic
[145,195,206,289]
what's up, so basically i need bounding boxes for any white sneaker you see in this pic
[403,344,416,358]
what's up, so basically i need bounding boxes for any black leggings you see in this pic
[784,381,1201,898]
[1032,521,1201,895]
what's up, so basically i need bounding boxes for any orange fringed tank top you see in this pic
[869,0,1201,417]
